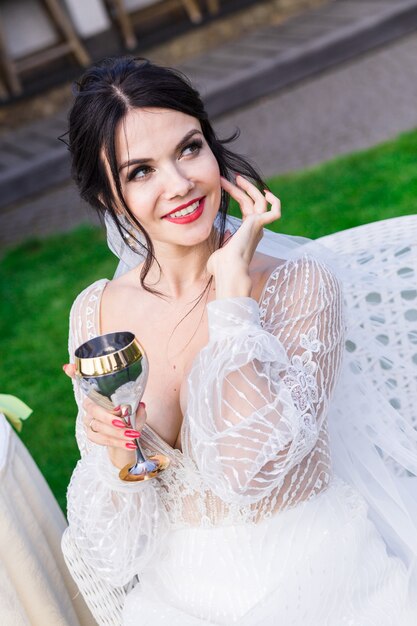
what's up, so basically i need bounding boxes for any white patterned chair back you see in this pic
[61,528,130,625]
[317,215,417,435]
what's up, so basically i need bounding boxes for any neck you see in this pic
[145,235,216,300]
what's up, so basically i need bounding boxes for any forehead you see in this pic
[115,107,201,160]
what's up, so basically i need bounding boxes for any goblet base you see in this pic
[119,454,170,482]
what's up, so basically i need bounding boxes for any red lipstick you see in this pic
[163,197,205,224]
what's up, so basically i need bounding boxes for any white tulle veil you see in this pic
[105,210,417,577]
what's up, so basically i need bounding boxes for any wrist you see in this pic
[214,271,252,300]
[107,447,136,470]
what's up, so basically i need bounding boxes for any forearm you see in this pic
[186,298,298,502]
[187,262,344,503]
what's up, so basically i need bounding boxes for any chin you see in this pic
[173,210,218,247]
[181,224,214,248]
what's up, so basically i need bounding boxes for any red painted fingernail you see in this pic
[112,419,125,428]
[139,402,146,409]
[125,442,137,449]
[125,429,141,438]
[113,405,121,411]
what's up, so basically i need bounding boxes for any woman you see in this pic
[63,57,417,625]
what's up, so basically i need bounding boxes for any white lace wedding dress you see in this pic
[66,254,417,625]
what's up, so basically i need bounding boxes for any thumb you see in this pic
[62,363,76,379]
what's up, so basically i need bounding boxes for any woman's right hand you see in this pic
[63,363,146,468]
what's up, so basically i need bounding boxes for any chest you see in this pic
[102,291,211,449]
[142,316,209,430]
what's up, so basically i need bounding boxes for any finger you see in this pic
[63,363,76,378]
[87,426,140,450]
[220,176,253,217]
[88,417,141,445]
[83,400,143,448]
[235,175,267,215]
[260,191,281,225]
[82,397,122,429]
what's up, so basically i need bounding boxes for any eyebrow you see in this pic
[118,128,203,173]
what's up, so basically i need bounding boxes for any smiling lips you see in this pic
[162,197,205,224]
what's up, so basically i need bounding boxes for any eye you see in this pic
[128,164,153,181]
[181,139,203,157]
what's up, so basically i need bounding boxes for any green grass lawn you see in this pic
[1,128,417,513]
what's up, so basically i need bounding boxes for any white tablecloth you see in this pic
[0,415,95,625]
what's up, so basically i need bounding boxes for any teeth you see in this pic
[169,200,200,219]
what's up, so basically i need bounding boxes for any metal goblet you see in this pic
[74,331,170,481]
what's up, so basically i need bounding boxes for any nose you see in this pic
[162,164,194,200]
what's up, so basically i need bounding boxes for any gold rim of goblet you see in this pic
[74,335,144,377]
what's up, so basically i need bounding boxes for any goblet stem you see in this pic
[133,438,147,464]
[118,404,170,481]
[120,403,152,463]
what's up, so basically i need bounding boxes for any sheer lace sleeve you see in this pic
[66,280,169,588]
[184,256,345,506]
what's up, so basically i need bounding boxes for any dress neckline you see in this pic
[91,264,282,455]
[94,278,186,456]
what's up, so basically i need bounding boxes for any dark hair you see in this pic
[67,56,266,294]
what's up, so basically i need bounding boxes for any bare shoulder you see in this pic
[103,265,142,296]
[100,265,146,330]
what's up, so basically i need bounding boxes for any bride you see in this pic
[63,57,417,625]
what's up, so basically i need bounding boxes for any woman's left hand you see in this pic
[207,175,281,298]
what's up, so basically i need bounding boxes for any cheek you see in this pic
[207,153,221,181]
[123,185,155,220]
[195,152,221,194]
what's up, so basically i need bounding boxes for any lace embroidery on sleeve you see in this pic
[68,279,108,457]
[282,327,321,445]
